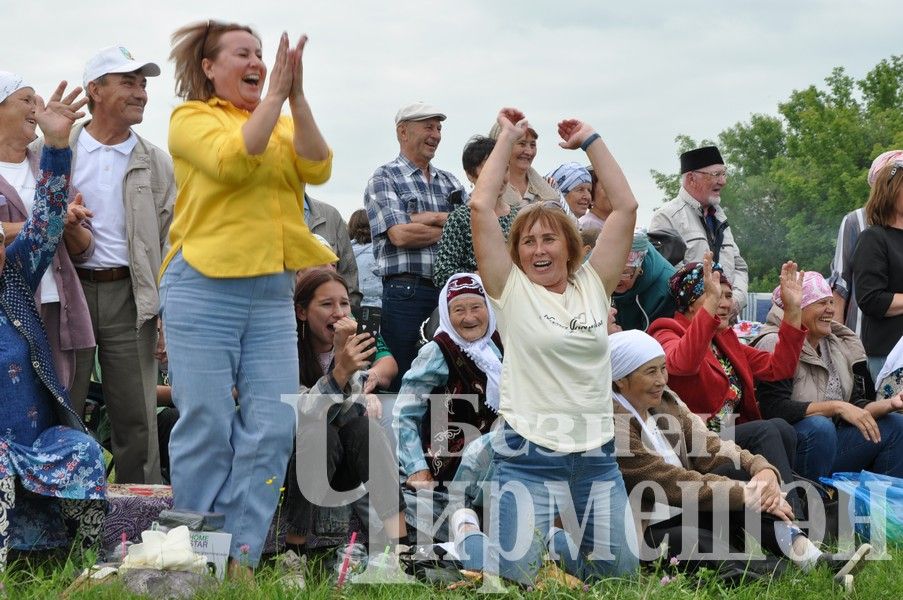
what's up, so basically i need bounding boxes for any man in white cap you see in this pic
[363,102,465,390]
[650,146,749,316]
[59,45,174,484]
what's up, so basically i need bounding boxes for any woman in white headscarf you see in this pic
[610,330,871,587]
[394,272,502,502]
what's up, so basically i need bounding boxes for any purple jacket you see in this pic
[0,148,95,357]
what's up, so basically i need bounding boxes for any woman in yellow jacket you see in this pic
[160,20,336,576]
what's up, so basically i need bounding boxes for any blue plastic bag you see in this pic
[820,471,903,543]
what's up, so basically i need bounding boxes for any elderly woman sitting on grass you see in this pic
[610,329,872,591]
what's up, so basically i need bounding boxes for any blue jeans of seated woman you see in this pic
[793,413,903,482]
[483,426,638,584]
[160,251,298,567]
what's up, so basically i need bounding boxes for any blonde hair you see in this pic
[507,203,583,280]
[170,20,259,101]
[865,162,903,227]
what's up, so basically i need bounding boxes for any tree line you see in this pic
[652,55,903,292]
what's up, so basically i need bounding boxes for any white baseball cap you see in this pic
[83,45,161,87]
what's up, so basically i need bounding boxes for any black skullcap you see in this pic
[679,146,724,174]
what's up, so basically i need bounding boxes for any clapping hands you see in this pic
[267,32,309,104]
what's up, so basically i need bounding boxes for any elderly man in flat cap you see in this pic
[650,146,748,316]
[363,102,465,390]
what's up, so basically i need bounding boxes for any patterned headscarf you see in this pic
[868,150,903,188]
[626,228,649,268]
[0,71,32,104]
[436,273,501,412]
[546,162,592,195]
[771,271,831,309]
[669,261,730,313]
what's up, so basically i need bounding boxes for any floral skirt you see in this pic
[0,425,106,555]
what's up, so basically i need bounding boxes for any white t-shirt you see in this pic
[0,158,60,303]
[72,128,137,268]
[489,263,613,453]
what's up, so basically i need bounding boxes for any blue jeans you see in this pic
[159,252,298,566]
[486,426,638,584]
[794,413,903,482]
[380,277,439,391]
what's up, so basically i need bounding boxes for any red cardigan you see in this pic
[648,310,806,424]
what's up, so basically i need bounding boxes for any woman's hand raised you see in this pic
[495,108,529,143]
[779,261,805,328]
[265,32,293,104]
[700,251,721,317]
[557,119,597,150]
[36,82,86,148]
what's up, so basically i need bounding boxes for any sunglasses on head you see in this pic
[888,160,903,184]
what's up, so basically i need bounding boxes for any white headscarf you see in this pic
[0,71,32,104]
[609,330,681,467]
[609,329,665,381]
[436,273,502,412]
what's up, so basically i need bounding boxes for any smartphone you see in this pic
[356,306,382,337]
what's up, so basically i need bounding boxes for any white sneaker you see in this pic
[275,549,306,591]
[450,508,480,543]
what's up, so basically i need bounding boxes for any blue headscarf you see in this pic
[546,162,592,195]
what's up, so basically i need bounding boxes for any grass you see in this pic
[3,544,903,599]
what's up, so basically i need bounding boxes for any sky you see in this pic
[3,1,900,226]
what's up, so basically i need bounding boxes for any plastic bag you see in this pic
[820,471,903,542]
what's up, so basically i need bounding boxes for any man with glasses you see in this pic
[650,145,749,316]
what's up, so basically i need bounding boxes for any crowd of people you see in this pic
[2,18,903,592]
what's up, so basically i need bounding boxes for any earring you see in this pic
[300,321,306,338]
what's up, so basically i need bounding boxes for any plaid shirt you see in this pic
[364,153,464,278]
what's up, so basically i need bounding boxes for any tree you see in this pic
[652,55,903,291]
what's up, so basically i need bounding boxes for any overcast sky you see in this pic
[4,1,899,225]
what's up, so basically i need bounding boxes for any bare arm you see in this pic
[1,221,24,245]
[287,35,330,161]
[62,193,92,255]
[832,291,848,324]
[364,354,398,393]
[409,211,448,228]
[884,293,903,317]
[386,223,444,248]
[471,108,523,297]
[241,33,292,155]
[574,124,638,294]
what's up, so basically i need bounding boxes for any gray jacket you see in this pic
[32,122,175,328]
[650,187,749,309]
[306,195,361,307]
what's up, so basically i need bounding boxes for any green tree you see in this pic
[652,55,903,292]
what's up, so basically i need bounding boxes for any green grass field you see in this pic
[4,544,903,599]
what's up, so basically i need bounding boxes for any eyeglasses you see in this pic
[692,169,728,179]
